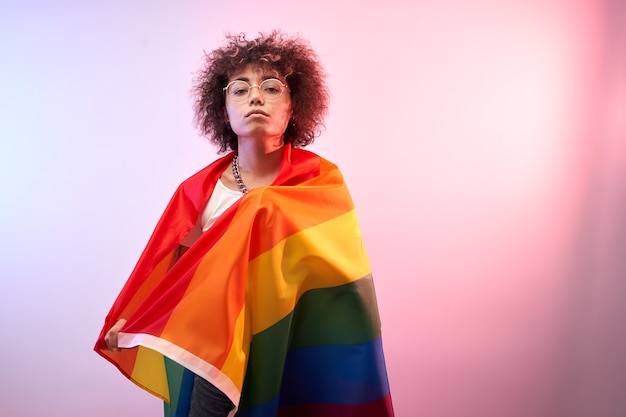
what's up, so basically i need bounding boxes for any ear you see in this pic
[223,107,229,123]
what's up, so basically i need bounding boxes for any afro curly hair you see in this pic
[192,30,330,153]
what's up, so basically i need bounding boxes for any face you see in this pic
[224,63,292,143]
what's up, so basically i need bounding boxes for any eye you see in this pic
[262,80,284,95]
[229,81,250,96]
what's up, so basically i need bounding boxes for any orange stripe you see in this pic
[248,209,371,333]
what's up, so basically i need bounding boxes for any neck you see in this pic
[236,138,285,176]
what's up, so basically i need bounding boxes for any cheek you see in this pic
[278,108,292,128]
[281,102,293,121]
[224,104,237,121]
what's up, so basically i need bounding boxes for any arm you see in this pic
[104,243,191,352]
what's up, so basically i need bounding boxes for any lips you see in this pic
[246,110,269,117]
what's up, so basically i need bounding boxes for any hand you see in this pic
[104,318,127,352]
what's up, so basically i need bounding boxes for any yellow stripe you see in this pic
[219,305,250,391]
[247,209,371,333]
[130,346,170,402]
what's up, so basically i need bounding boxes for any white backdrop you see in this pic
[1,1,625,416]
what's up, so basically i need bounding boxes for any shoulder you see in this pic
[291,148,340,171]
[170,152,234,205]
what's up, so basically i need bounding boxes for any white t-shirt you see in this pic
[180,179,243,246]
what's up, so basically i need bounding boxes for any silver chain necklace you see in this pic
[231,154,249,194]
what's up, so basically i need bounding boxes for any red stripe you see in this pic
[277,394,395,417]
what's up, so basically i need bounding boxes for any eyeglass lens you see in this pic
[226,79,286,101]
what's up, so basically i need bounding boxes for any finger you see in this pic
[105,330,120,352]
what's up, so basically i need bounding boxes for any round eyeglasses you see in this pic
[223,78,288,102]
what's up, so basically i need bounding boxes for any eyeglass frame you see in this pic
[222,78,289,102]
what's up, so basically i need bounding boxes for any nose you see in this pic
[248,85,265,104]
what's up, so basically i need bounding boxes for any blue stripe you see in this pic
[279,337,390,406]
[163,360,195,417]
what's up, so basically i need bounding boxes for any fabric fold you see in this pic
[95,145,394,416]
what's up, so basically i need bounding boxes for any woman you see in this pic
[95,30,394,417]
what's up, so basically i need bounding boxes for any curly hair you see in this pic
[192,30,330,153]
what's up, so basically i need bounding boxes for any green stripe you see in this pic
[163,356,184,416]
[239,274,381,410]
[289,274,382,348]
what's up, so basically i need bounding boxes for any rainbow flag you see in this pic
[95,145,394,416]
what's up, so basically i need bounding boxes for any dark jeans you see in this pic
[188,374,234,417]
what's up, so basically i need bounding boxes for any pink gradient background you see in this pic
[1,1,624,416]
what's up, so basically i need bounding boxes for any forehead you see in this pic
[228,63,283,81]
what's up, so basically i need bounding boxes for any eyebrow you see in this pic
[232,75,281,83]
